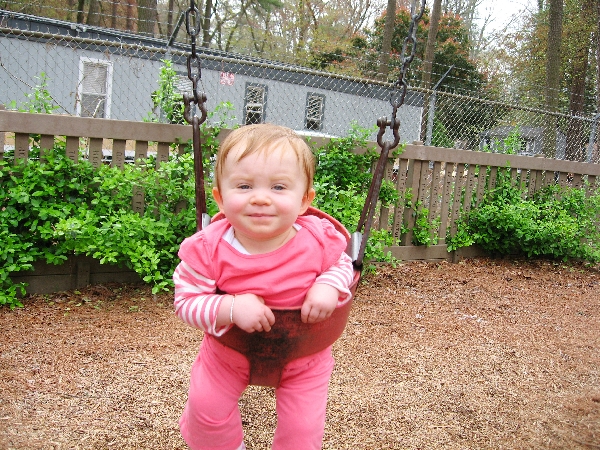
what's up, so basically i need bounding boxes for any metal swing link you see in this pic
[352,0,426,270]
[182,0,210,231]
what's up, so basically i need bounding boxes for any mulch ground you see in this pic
[1,257,599,449]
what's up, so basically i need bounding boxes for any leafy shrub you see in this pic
[431,119,455,148]
[0,122,403,308]
[463,172,600,262]
[362,229,399,274]
[312,123,399,225]
[0,142,202,308]
[145,59,186,124]
[411,202,441,246]
[8,72,59,114]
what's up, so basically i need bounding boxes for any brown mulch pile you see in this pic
[1,258,599,450]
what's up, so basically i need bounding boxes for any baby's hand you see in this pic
[301,284,340,324]
[232,293,275,333]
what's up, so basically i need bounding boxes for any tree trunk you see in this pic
[202,0,213,47]
[137,0,158,36]
[296,0,308,55]
[87,0,101,26]
[379,0,397,80]
[77,0,86,24]
[420,0,442,142]
[111,0,119,29]
[166,0,175,38]
[66,0,77,22]
[565,46,589,161]
[565,0,594,161]
[543,0,563,158]
[597,0,600,114]
[596,0,600,163]
[126,0,135,31]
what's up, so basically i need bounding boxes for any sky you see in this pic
[475,0,537,35]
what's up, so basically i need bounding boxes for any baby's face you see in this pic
[212,141,315,253]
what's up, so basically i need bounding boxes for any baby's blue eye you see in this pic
[238,184,251,190]
[272,185,285,191]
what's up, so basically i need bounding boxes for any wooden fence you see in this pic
[0,109,195,292]
[375,143,600,261]
[2,109,600,292]
[0,108,193,216]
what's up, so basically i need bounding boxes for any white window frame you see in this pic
[244,84,267,125]
[305,93,325,131]
[77,57,113,118]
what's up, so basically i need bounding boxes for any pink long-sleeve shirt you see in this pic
[174,215,355,336]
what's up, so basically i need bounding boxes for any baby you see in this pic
[173,123,355,450]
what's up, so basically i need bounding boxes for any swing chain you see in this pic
[353,0,426,270]
[183,0,208,124]
[389,0,426,113]
[183,0,209,230]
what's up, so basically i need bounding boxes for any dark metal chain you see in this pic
[353,0,425,270]
[184,2,204,108]
[183,0,209,231]
[390,0,426,115]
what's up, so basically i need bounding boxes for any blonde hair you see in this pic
[214,124,315,192]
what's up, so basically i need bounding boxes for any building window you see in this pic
[244,84,266,125]
[77,57,113,118]
[305,93,325,131]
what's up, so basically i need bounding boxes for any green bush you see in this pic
[0,123,404,308]
[8,72,59,114]
[145,59,186,124]
[312,123,399,227]
[311,123,401,270]
[460,170,600,262]
[0,142,204,308]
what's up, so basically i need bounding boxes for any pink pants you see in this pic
[180,335,335,450]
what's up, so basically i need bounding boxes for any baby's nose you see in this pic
[250,190,272,205]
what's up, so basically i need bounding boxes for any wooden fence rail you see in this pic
[2,109,600,293]
[0,109,193,166]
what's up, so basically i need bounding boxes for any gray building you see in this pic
[0,10,424,143]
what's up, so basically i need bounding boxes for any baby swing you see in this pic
[180,0,426,387]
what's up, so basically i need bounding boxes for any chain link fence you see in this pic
[1,9,598,163]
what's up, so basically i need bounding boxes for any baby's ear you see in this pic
[212,186,224,211]
[300,188,316,213]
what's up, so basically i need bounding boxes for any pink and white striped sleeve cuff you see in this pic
[314,252,355,305]
[173,261,231,336]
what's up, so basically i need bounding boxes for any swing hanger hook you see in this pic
[376,113,401,151]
